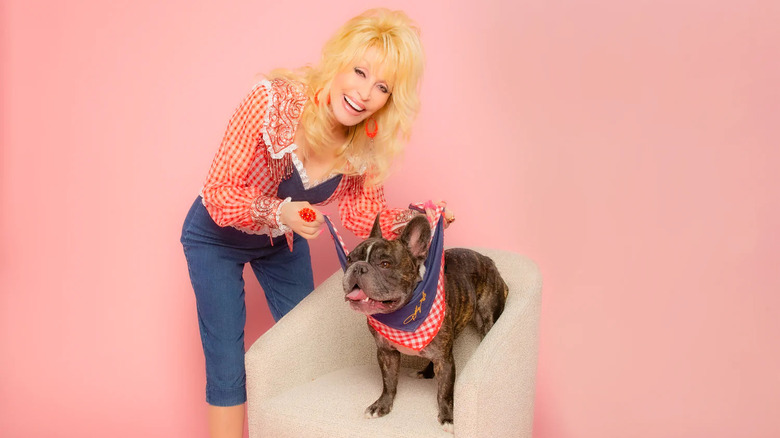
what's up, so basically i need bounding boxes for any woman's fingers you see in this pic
[293,216,325,239]
[430,200,455,229]
[299,222,321,234]
[281,201,327,239]
[297,226,324,240]
[423,200,454,226]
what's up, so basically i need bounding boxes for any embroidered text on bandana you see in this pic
[324,204,446,351]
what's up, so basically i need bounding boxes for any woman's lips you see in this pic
[343,95,365,115]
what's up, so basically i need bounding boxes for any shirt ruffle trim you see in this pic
[290,152,342,190]
[290,153,310,187]
[197,193,287,237]
[233,224,288,237]
[258,78,307,160]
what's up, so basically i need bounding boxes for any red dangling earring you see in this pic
[365,117,378,139]
[314,89,331,106]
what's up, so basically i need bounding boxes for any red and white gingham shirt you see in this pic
[200,78,412,248]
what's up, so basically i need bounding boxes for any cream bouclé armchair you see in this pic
[245,248,542,438]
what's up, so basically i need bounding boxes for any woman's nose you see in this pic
[357,83,372,101]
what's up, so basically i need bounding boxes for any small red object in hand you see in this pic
[298,208,317,222]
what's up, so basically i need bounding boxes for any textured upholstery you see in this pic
[245,248,542,438]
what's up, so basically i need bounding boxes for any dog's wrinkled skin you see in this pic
[342,214,509,431]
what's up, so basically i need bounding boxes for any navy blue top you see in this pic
[276,165,343,204]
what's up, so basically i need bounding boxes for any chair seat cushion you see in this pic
[253,364,455,438]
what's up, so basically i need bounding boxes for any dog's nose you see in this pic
[357,264,368,275]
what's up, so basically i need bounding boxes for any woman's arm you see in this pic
[338,180,419,239]
[200,82,288,231]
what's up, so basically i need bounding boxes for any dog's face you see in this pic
[342,214,431,315]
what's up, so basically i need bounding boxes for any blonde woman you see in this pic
[180,8,453,438]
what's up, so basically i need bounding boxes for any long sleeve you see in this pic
[338,180,419,240]
[201,82,285,231]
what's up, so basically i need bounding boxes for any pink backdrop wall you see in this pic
[2,1,778,437]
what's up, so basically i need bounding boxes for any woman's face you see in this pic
[329,47,393,127]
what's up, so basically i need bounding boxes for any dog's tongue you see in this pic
[346,288,368,301]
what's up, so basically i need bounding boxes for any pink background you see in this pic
[2,0,779,437]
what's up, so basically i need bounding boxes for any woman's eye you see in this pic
[354,68,366,77]
[378,85,388,93]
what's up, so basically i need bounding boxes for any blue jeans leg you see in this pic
[181,198,261,407]
[249,233,315,322]
[181,197,315,406]
[183,238,249,406]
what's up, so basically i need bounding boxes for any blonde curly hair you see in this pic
[269,8,425,186]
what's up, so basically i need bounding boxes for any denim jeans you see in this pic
[180,197,314,406]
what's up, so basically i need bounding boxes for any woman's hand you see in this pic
[425,200,456,229]
[279,201,325,239]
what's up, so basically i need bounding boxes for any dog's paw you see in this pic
[364,401,392,419]
[441,420,454,433]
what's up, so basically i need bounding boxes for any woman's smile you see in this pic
[343,95,366,114]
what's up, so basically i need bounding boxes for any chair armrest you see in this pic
[454,250,543,438]
[245,270,377,405]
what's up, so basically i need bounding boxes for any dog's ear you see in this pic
[369,213,383,239]
[399,215,432,260]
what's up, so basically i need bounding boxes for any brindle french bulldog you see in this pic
[342,213,508,432]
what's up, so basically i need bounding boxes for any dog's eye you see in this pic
[380,261,392,269]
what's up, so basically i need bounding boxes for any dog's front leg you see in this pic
[434,353,456,431]
[366,347,400,418]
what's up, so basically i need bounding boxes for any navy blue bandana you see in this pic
[324,208,445,333]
